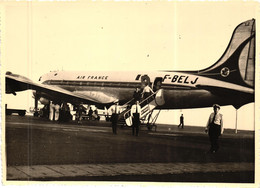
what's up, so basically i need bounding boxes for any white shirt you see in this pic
[50,103,55,110]
[110,104,120,114]
[54,104,60,111]
[206,112,224,133]
[143,85,153,93]
[130,104,142,117]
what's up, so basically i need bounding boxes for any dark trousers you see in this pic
[178,121,184,128]
[143,92,150,99]
[143,92,152,104]
[132,113,140,136]
[208,123,221,152]
[111,114,118,134]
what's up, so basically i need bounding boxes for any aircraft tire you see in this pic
[19,111,26,116]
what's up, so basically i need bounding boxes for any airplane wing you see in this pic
[5,72,118,106]
[196,84,254,109]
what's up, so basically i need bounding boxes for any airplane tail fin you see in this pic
[197,19,255,88]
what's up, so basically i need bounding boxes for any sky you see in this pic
[1,1,259,131]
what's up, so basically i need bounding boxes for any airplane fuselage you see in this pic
[38,70,254,109]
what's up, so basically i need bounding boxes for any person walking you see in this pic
[131,100,142,136]
[111,101,120,134]
[178,114,184,128]
[205,104,224,153]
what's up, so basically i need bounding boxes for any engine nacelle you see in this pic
[39,97,50,105]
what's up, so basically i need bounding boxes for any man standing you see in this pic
[49,101,55,121]
[131,100,142,136]
[111,101,120,134]
[88,107,93,120]
[77,104,84,124]
[133,88,142,102]
[178,114,184,128]
[205,104,224,153]
[54,103,61,121]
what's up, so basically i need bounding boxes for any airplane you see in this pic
[5,19,255,125]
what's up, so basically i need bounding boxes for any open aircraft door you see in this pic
[153,77,164,106]
[152,77,163,92]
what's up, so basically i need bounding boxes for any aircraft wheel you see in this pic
[147,124,152,131]
[19,111,26,116]
[34,112,39,117]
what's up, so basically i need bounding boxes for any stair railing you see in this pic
[123,91,158,121]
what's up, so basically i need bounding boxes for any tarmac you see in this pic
[7,162,254,181]
[4,115,255,183]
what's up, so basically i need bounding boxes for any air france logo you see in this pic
[220,67,230,77]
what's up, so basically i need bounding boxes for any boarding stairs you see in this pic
[116,98,135,127]
[145,109,162,131]
[119,89,165,127]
